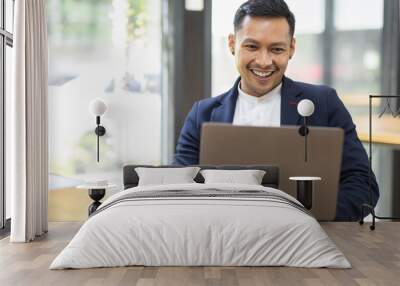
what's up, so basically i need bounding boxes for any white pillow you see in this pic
[135,167,201,186]
[200,169,266,185]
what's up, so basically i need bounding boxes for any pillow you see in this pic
[135,167,201,186]
[200,169,266,185]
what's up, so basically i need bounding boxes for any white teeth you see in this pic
[252,70,274,77]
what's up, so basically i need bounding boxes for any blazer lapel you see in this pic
[281,76,303,125]
[210,77,240,123]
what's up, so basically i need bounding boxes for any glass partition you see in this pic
[48,0,162,192]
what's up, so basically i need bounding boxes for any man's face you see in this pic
[229,16,295,97]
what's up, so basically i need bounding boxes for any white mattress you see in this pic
[50,183,351,269]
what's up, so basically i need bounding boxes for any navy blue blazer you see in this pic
[174,76,379,220]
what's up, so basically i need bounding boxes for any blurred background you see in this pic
[1,0,399,222]
[44,0,400,219]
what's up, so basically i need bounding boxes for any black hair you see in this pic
[234,0,295,37]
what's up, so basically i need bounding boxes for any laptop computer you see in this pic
[199,123,344,221]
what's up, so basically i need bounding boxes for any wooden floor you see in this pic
[0,222,399,286]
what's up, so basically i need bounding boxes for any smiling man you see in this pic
[173,0,379,221]
[230,15,294,99]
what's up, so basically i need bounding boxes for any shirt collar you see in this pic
[238,81,282,103]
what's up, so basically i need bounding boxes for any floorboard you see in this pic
[0,222,399,286]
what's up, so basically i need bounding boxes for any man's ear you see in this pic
[289,37,296,59]
[228,34,235,55]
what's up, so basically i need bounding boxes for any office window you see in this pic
[1,0,14,229]
[332,2,384,216]
[284,0,325,84]
[332,0,383,116]
[211,0,242,96]
[5,0,13,32]
[334,0,383,31]
[5,45,12,220]
[332,0,390,218]
[47,0,162,190]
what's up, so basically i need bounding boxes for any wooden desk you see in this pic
[354,115,400,146]
[0,222,399,285]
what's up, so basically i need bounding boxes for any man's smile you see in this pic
[249,68,277,79]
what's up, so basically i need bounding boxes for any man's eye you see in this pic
[272,48,285,53]
[245,45,257,49]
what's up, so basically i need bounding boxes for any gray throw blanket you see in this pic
[91,189,312,218]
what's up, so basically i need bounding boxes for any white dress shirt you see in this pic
[232,82,282,127]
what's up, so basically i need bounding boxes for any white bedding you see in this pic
[50,183,351,269]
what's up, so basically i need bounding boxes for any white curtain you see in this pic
[8,0,49,242]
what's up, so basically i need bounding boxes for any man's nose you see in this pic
[255,50,273,68]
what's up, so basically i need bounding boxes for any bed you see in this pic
[50,165,350,269]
